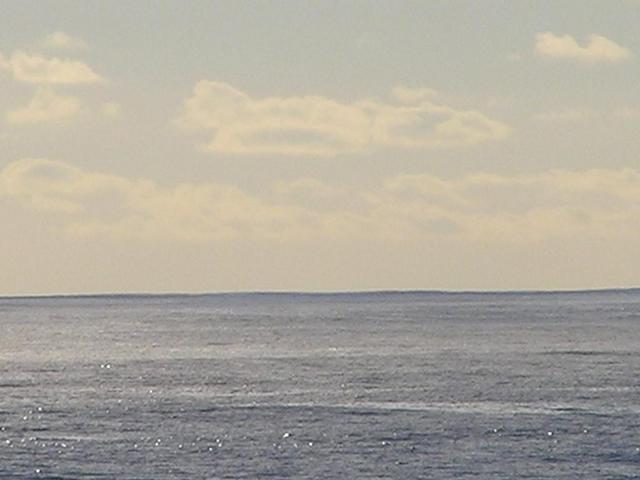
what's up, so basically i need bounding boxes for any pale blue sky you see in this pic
[1,1,639,293]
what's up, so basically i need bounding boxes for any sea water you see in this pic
[1,290,639,479]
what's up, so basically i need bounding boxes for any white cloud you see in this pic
[0,159,309,242]
[534,32,632,63]
[42,31,88,50]
[613,106,640,119]
[101,102,121,117]
[178,81,509,156]
[378,169,640,242]
[533,108,595,123]
[0,51,104,85]
[532,106,640,123]
[2,159,640,245]
[6,88,81,124]
[391,85,439,103]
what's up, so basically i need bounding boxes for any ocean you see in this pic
[1,290,639,479]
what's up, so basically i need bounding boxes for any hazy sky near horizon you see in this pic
[1,0,640,294]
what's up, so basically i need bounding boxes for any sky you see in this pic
[1,0,639,295]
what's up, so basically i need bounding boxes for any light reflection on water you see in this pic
[1,291,640,479]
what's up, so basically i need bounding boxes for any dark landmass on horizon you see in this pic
[2,287,640,301]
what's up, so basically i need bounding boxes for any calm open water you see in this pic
[1,290,640,479]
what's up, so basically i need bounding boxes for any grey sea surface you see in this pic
[1,290,640,479]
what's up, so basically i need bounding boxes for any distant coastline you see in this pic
[2,287,640,301]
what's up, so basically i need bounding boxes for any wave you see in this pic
[540,350,636,357]
[217,400,640,417]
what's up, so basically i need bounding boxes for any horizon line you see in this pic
[1,286,639,300]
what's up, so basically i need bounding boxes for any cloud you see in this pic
[391,85,439,103]
[178,81,509,156]
[6,88,81,124]
[0,159,309,242]
[532,108,595,123]
[2,159,640,245]
[613,106,640,119]
[379,169,640,242]
[534,32,632,63]
[42,31,88,50]
[0,51,104,85]
[101,102,121,117]
[532,106,640,123]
